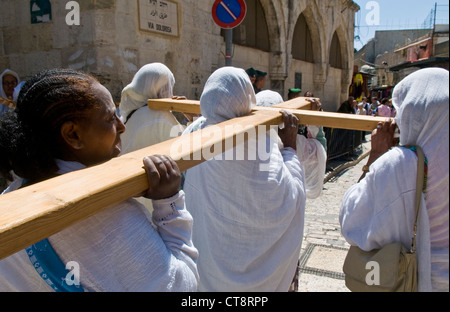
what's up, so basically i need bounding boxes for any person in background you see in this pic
[246,67,257,85]
[388,98,396,117]
[360,97,371,115]
[288,88,302,100]
[119,63,185,155]
[370,97,380,116]
[338,96,355,114]
[376,98,392,118]
[0,69,198,292]
[256,90,327,200]
[356,102,366,115]
[253,70,267,94]
[340,68,449,292]
[352,99,359,114]
[0,69,20,117]
[118,63,187,214]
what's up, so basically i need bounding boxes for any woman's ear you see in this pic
[60,121,84,150]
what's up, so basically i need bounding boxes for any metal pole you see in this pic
[433,2,437,28]
[225,28,233,66]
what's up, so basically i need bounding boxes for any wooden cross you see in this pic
[0,97,385,260]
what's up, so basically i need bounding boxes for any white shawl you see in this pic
[183,67,306,292]
[256,90,327,199]
[119,63,184,155]
[340,68,449,292]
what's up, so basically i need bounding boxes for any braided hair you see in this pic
[0,69,100,185]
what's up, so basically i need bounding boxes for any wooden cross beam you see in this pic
[149,97,385,132]
[0,97,384,261]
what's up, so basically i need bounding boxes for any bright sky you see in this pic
[353,0,449,50]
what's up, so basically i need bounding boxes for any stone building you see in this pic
[0,0,359,111]
[354,25,449,100]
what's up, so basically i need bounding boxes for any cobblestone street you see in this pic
[297,137,371,292]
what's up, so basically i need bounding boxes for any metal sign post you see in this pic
[224,29,233,66]
[212,0,247,66]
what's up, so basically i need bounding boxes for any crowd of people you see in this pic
[0,63,448,293]
[338,95,397,118]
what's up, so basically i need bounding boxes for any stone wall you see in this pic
[1,0,358,110]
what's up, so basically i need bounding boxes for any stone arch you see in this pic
[289,5,324,65]
[257,0,287,91]
[259,0,284,54]
[329,31,344,69]
[225,0,272,52]
[292,13,314,63]
[331,26,352,71]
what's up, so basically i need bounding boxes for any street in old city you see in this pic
[297,136,372,292]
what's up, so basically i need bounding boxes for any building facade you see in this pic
[354,26,449,100]
[0,0,359,111]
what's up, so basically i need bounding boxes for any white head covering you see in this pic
[119,63,175,123]
[200,67,256,126]
[184,67,306,291]
[255,90,284,107]
[1,69,20,99]
[393,68,449,163]
[13,81,26,102]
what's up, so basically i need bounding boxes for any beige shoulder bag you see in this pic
[343,146,425,292]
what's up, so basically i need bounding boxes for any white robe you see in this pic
[340,68,449,292]
[0,160,199,292]
[183,67,306,292]
[118,63,185,212]
[119,63,184,155]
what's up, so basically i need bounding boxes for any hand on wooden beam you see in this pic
[141,155,182,200]
[305,98,323,111]
[278,110,299,151]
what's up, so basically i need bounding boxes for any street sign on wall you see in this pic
[138,0,179,37]
[212,0,247,29]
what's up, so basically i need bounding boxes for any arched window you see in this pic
[292,14,314,63]
[221,0,270,52]
[329,32,343,69]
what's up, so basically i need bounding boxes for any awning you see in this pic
[394,37,432,52]
[389,57,449,71]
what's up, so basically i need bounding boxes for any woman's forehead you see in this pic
[3,74,17,81]
[92,82,114,103]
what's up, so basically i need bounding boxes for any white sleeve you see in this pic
[296,135,327,199]
[339,149,418,251]
[280,147,303,180]
[280,148,306,197]
[152,191,199,279]
[48,191,198,292]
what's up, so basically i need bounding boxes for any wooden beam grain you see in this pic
[0,96,388,260]
[0,110,280,260]
[148,98,386,132]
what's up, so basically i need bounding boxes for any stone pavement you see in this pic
[296,136,372,292]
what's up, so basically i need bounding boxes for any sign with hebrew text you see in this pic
[138,0,179,37]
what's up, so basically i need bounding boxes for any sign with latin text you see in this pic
[138,0,179,37]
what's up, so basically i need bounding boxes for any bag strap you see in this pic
[411,145,425,253]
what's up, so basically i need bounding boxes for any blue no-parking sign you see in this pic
[212,0,247,29]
